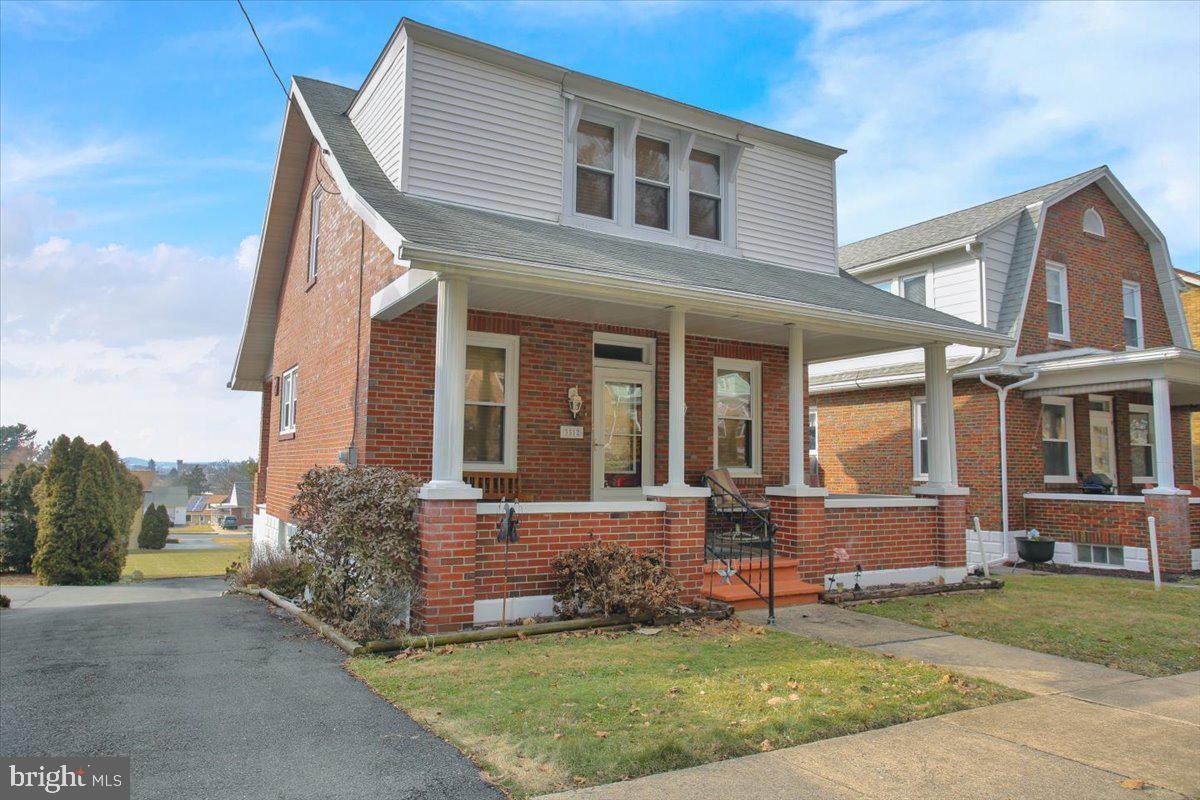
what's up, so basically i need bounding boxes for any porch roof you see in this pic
[1017,346,1200,405]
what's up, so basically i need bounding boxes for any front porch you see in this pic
[391,273,997,631]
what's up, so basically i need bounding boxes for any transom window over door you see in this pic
[1046,262,1069,340]
[713,358,761,476]
[575,120,615,219]
[634,136,670,230]
[1041,397,1075,482]
[464,333,519,471]
[689,150,721,240]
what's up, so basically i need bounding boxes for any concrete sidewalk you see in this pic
[539,606,1199,799]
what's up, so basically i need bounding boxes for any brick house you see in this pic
[229,20,1012,631]
[810,170,1199,576]
[1179,269,1200,484]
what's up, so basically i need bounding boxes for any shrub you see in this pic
[0,462,44,573]
[289,466,422,640]
[553,539,681,619]
[226,545,311,599]
[137,504,170,550]
[0,594,9,609]
[33,436,135,585]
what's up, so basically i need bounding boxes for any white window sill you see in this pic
[1132,476,1155,484]
[912,474,929,482]
[464,462,517,473]
[1043,476,1077,484]
[1048,333,1070,342]
[722,469,762,480]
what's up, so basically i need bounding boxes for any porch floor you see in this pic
[702,557,823,610]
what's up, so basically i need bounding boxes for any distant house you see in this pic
[1179,269,1200,484]
[144,486,189,526]
[185,493,228,526]
[130,470,158,492]
[210,482,253,526]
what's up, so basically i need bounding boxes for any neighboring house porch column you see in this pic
[418,275,481,633]
[767,324,827,577]
[1143,377,1190,573]
[913,343,969,575]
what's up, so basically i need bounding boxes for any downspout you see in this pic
[978,371,1039,534]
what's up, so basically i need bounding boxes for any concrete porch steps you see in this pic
[702,557,823,610]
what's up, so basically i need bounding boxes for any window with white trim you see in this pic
[1076,543,1123,567]
[308,186,323,282]
[1041,397,1075,482]
[464,333,520,471]
[912,397,928,479]
[1046,262,1069,340]
[1122,281,1143,350]
[634,135,670,230]
[1129,403,1155,482]
[689,149,722,240]
[899,272,929,305]
[713,358,761,476]
[279,367,298,434]
[808,408,818,461]
[871,279,892,292]
[1082,207,1105,237]
[575,120,615,220]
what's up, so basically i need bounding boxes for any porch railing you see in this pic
[701,475,777,624]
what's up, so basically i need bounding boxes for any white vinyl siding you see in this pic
[736,141,837,274]
[404,42,564,220]
[981,215,1019,327]
[348,35,408,187]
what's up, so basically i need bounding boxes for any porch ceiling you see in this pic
[461,279,947,363]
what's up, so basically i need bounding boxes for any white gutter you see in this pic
[979,371,1040,534]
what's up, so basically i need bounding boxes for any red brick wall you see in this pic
[363,307,795,501]
[823,505,939,574]
[474,510,666,600]
[1023,497,1146,547]
[1019,183,1173,356]
[259,144,404,519]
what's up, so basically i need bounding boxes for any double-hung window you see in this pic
[464,333,519,471]
[1129,403,1155,482]
[279,367,298,434]
[1041,397,1075,482]
[912,397,928,479]
[1046,262,1069,340]
[634,136,670,230]
[808,408,818,464]
[575,120,615,219]
[688,149,722,240]
[899,273,928,305]
[308,186,323,282]
[1122,281,1143,350]
[713,358,761,476]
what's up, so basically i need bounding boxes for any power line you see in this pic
[236,0,288,100]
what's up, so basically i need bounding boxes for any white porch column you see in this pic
[767,324,826,498]
[421,275,481,499]
[1147,377,1178,493]
[914,343,965,495]
[667,306,687,488]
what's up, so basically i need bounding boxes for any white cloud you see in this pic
[0,136,137,186]
[235,235,260,273]
[768,1,1200,265]
[0,230,259,460]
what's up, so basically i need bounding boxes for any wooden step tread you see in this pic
[704,557,799,574]
[704,576,823,610]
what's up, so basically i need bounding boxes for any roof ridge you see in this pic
[839,166,1106,251]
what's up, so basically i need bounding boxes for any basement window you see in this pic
[1076,543,1124,567]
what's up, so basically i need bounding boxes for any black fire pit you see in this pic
[1015,535,1056,569]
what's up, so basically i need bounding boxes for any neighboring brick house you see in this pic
[811,169,1199,575]
[229,20,1011,631]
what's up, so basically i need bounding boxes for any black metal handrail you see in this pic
[701,474,776,624]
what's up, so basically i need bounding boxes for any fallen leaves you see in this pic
[1119,779,1146,790]
[759,739,773,752]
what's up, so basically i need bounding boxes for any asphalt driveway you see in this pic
[0,580,500,800]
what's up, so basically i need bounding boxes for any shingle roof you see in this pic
[145,486,189,509]
[838,168,1106,271]
[295,77,1001,341]
[810,354,980,389]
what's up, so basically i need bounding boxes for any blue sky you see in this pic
[1,0,1198,460]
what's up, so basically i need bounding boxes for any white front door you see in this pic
[1088,396,1117,483]
[592,366,655,500]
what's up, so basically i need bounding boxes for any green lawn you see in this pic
[348,620,1023,797]
[122,541,250,580]
[855,573,1200,677]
